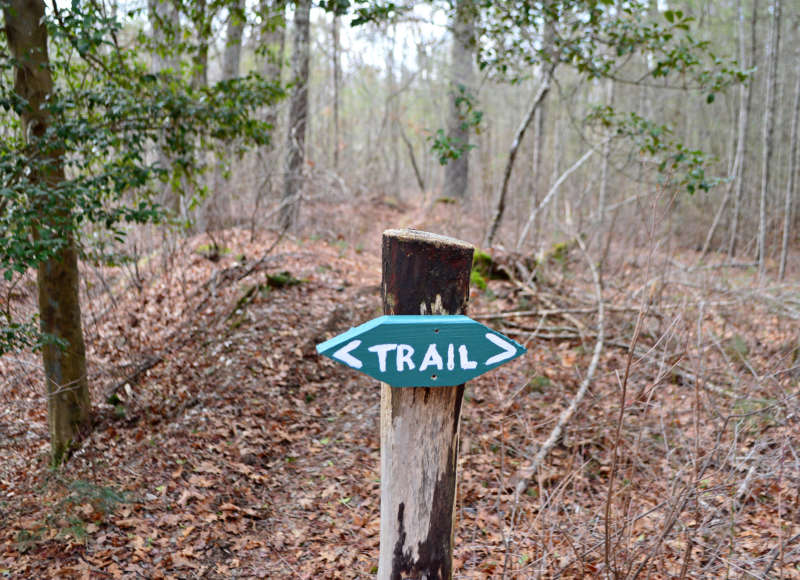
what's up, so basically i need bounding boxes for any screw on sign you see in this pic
[316,229,527,580]
[316,315,525,386]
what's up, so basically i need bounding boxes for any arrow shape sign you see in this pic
[316,315,526,387]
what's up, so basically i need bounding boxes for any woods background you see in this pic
[1,0,799,577]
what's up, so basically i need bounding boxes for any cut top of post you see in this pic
[382,229,475,317]
[382,229,475,252]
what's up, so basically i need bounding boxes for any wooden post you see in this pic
[378,229,474,579]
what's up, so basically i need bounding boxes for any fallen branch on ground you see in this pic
[105,354,163,401]
[512,236,605,500]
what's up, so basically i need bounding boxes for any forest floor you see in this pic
[1,195,799,579]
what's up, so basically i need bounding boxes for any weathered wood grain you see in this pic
[378,229,473,580]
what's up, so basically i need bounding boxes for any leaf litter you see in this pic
[0,198,798,578]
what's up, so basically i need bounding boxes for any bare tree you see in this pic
[779,51,799,280]
[149,0,181,215]
[191,0,211,89]
[700,0,751,260]
[259,0,286,132]
[529,100,546,248]
[758,0,780,277]
[332,13,341,170]
[484,67,554,248]
[280,0,311,230]
[442,0,476,200]
[208,0,246,231]
[597,78,614,262]
[3,0,91,465]
[729,0,759,258]
[148,0,179,74]
[222,0,246,81]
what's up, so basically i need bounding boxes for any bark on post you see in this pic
[378,229,474,580]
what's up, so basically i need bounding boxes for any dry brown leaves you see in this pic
[0,198,798,578]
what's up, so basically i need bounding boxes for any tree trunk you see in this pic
[192,0,210,90]
[259,0,286,163]
[397,120,426,194]
[442,0,476,200]
[532,102,544,199]
[779,56,800,280]
[516,147,596,250]
[701,0,751,262]
[253,0,285,231]
[385,26,399,196]
[279,0,310,230]
[332,13,341,169]
[149,0,179,74]
[149,0,181,215]
[530,91,548,250]
[222,0,245,81]
[378,229,474,580]
[210,0,245,231]
[484,68,554,248]
[597,79,614,261]
[4,0,91,466]
[729,0,758,258]
[758,0,780,277]
[260,0,286,90]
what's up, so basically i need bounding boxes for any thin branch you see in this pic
[512,235,605,501]
[484,67,554,248]
[516,146,597,250]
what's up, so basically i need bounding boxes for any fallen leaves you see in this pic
[1,220,798,578]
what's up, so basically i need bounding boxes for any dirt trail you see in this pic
[1,197,797,578]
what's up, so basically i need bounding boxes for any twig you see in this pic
[473,305,648,320]
[604,184,664,579]
[105,355,163,400]
[552,498,673,578]
[761,532,800,578]
[484,69,554,248]
[516,146,599,250]
[512,236,605,501]
[603,338,739,400]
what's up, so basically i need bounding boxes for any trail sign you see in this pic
[316,315,526,386]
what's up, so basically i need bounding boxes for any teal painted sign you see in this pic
[316,315,526,387]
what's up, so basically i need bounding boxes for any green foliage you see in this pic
[473,0,742,193]
[346,1,410,25]
[550,241,569,263]
[471,249,510,285]
[472,249,493,278]
[196,243,232,261]
[725,334,750,362]
[586,107,720,194]
[0,0,284,352]
[318,0,356,17]
[527,374,552,394]
[430,129,466,166]
[430,85,483,165]
[477,0,742,89]
[264,270,305,290]
[470,268,487,290]
[16,479,129,551]
[0,320,43,354]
